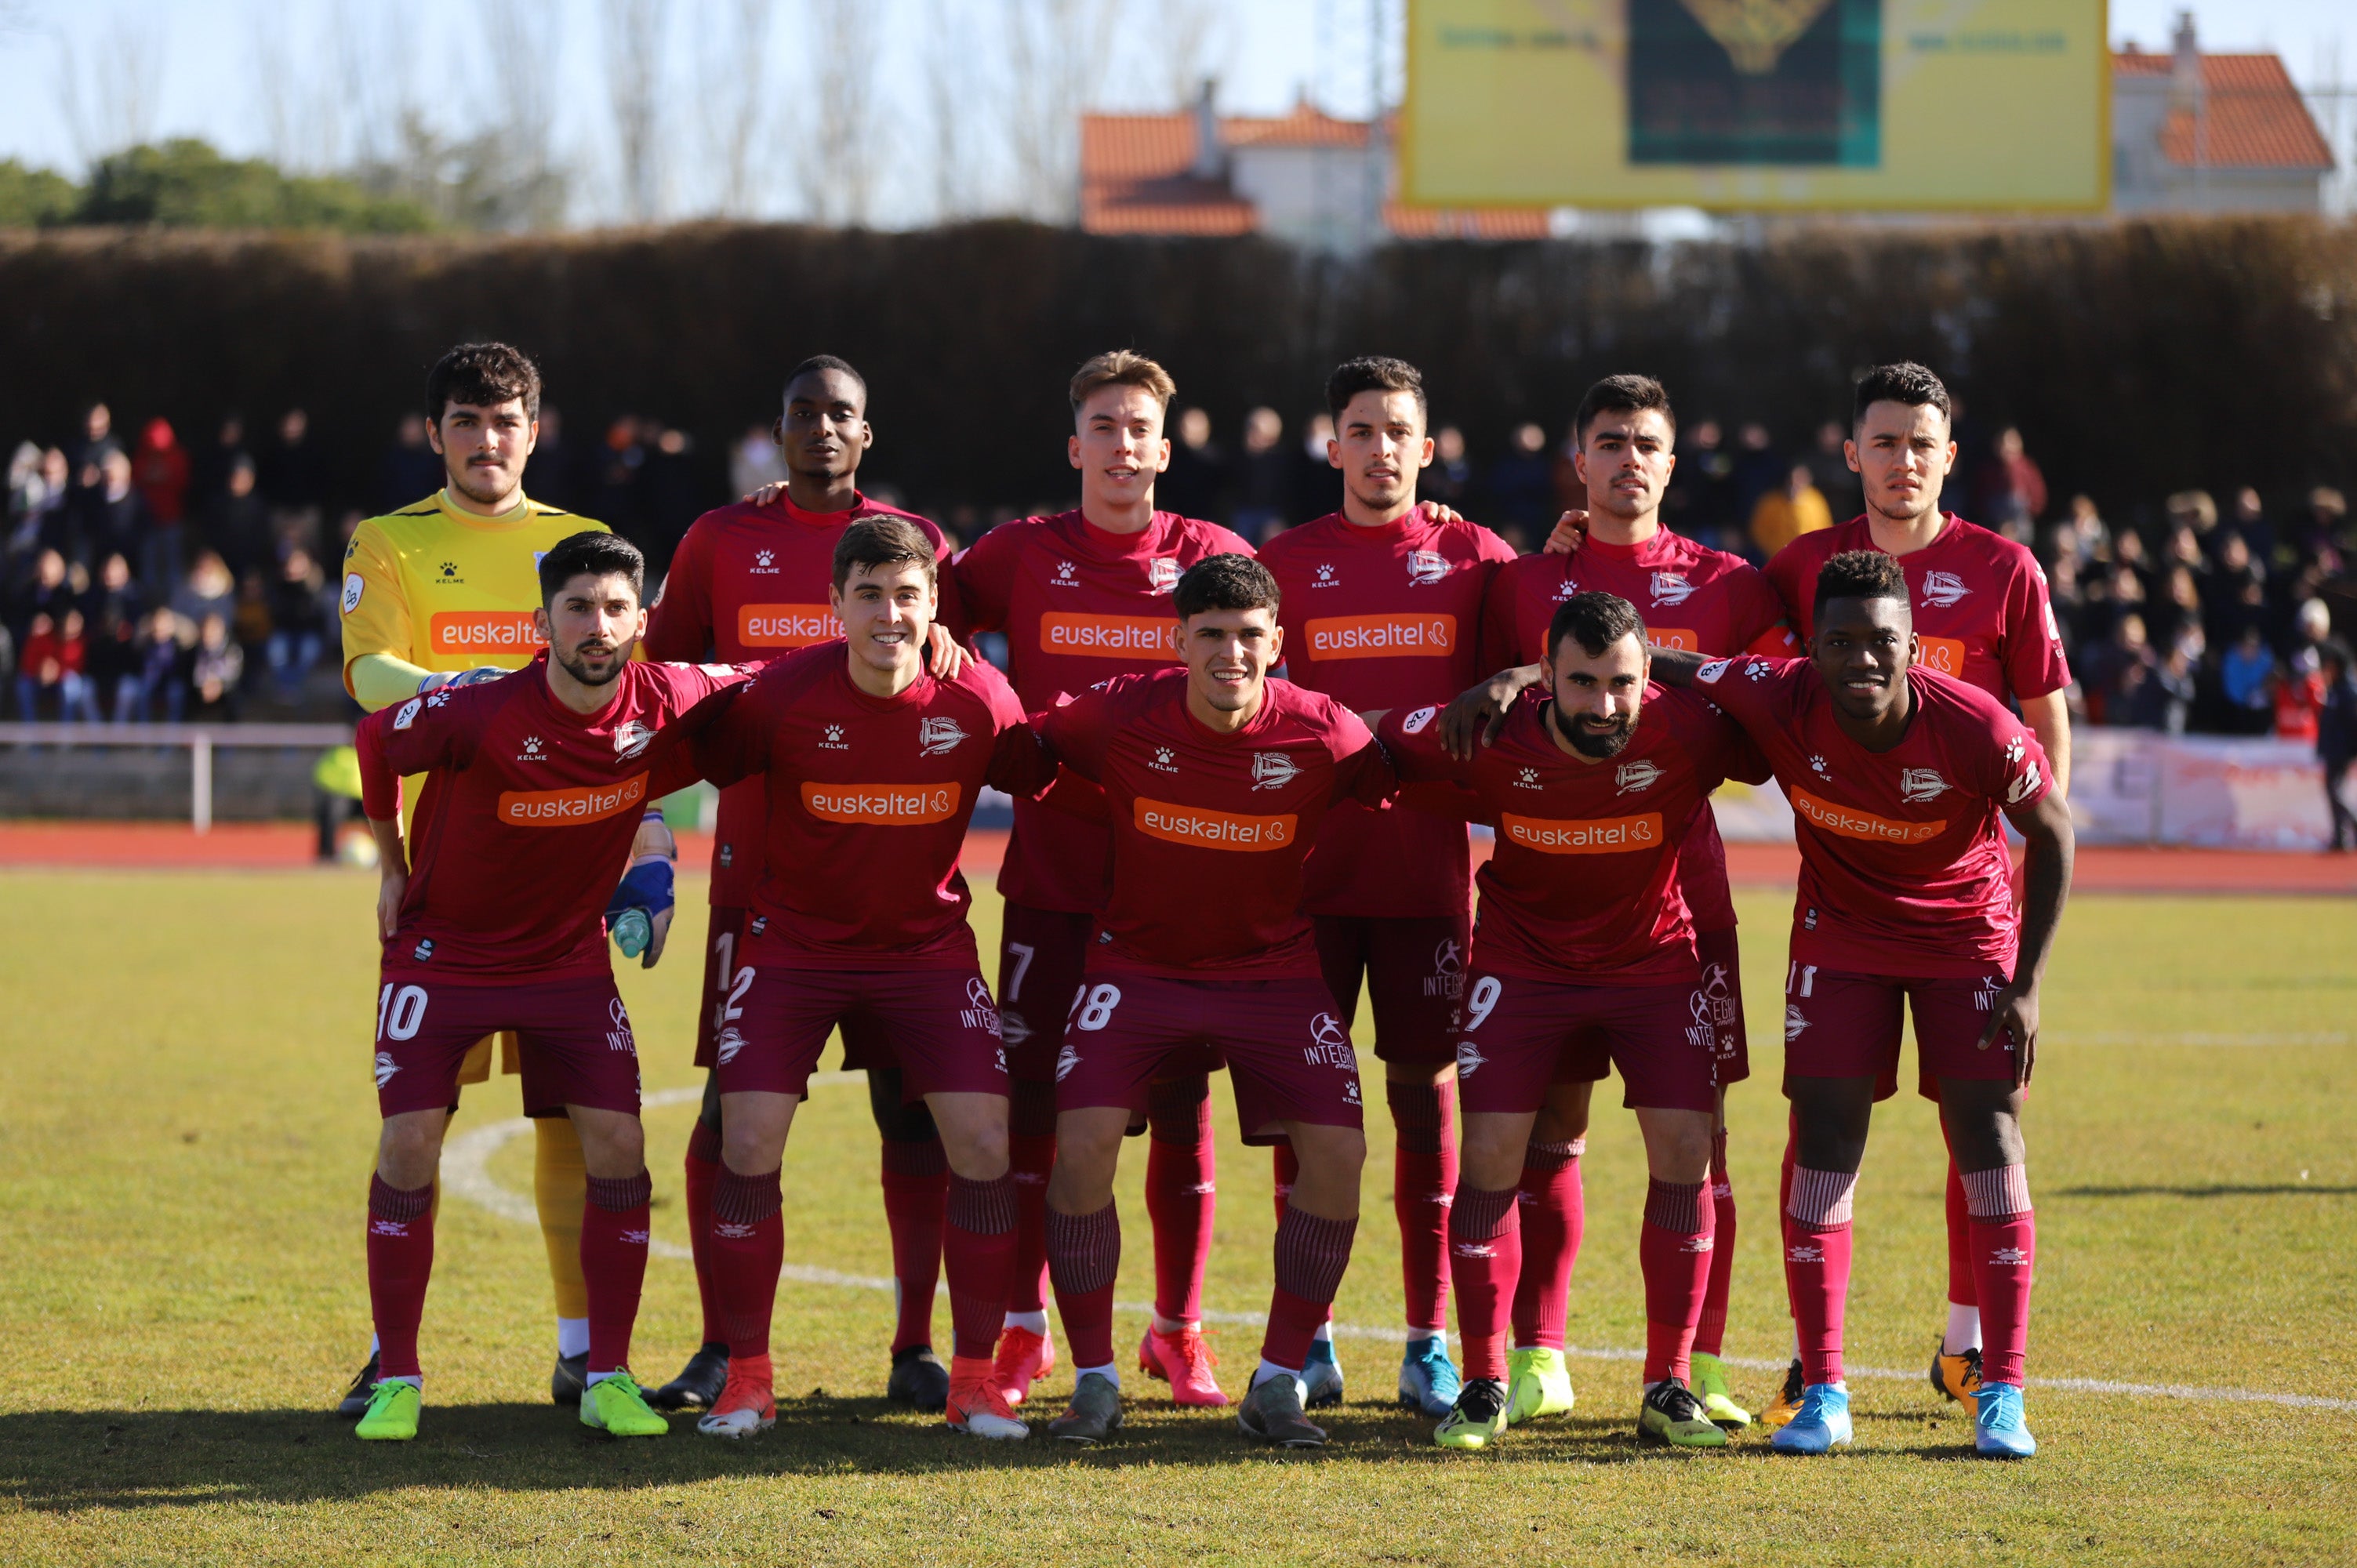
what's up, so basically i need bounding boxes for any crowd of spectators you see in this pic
[2,403,345,722]
[5,397,2352,759]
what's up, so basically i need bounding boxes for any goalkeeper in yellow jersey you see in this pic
[335,341,677,1414]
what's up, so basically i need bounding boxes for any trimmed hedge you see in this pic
[2,217,2351,525]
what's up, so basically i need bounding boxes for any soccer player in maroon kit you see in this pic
[1256,356,1516,1416]
[348,532,743,1443]
[942,351,1252,1409]
[1477,376,1795,1431]
[1653,550,2073,1459]
[642,356,968,1415]
[1760,362,2072,1418]
[1012,554,1394,1449]
[1382,590,1771,1450]
[681,518,1040,1443]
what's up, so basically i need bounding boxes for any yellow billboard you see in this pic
[1400,0,2110,211]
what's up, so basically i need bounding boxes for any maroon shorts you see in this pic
[1453,970,1718,1115]
[1692,926,1749,1084]
[1054,971,1363,1145]
[1781,961,2018,1102]
[693,906,751,1071]
[1313,913,1471,1065]
[717,965,1009,1102]
[373,971,641,1120]
[997,902,1096,1084]
[697,906,891,1073]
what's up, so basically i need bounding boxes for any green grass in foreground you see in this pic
[0,872,2352,1564]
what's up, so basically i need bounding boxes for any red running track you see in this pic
[1,822,2352,895]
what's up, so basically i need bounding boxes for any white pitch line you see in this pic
[2044,1031,2351,1047]
[441,1077,2357,1416]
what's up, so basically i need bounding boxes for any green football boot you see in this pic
[1433,1378,1511,1450]
[1504,1345,1576,1425]
[1690,1351,1754,1430]
[580,1372,670,1438]
[354,1379,420,1441]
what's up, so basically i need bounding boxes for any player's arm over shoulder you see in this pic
[1374,702,1464,784]
[1660,684,1772,786]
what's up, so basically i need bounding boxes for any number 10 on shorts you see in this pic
[378,982,427,1042]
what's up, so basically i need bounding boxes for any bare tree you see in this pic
[1001,0,1115,221]
[1145,0,1228,109]
[921,0,979,221]
[804,0,882,227]
[698,0,778,218]
[56,9,166,166]
[605,0,671,223]
[482,0,568,227]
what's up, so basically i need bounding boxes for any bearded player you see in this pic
[1760,362,2072,1419]
[1013,554,1394,1449]
[1255,356,1516,1417]
[1652,550,2073,1458]
[349,532,743,1442]
[682,518,1040,1443]
[942,352,1252,1410]
[335,343,625,1415]
[1479,375,1796,1431]
[1382,591,1771,1451]
[643,356,967,1414]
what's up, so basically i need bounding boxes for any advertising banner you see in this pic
[1402,0,2109,211]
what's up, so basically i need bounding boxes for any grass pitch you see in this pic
[0,868,2352,1565]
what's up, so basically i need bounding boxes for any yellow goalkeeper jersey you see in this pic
[338,488,605,710]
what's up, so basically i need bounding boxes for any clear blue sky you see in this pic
[0,2,2344,223]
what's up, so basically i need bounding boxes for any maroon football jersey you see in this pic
[358,655,744,980]
[1258,504,1516,918]
[1693,655,2053,976]
[1026,668,1394,979]
[945,509,1251,915]
[686,641,1038,970]
[1764,514,2069,702]
[643,491,949,908]
[1380,686,1766,985]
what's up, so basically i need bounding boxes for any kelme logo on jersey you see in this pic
[1250,751,1302,790]
[1649,572,1695,606]
[1406,550,1450,586]
[918,716,969,756]
[802,782,961,825]
[430,611,544,655]
[1614,759,1663,794]
[1920,571,1971,608]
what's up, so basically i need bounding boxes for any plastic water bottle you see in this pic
[610,907,652,960]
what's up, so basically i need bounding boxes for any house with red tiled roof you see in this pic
[2114,16,2336,213]
[1080,85,1550,249]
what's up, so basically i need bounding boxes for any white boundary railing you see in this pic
[0,723,352,833]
